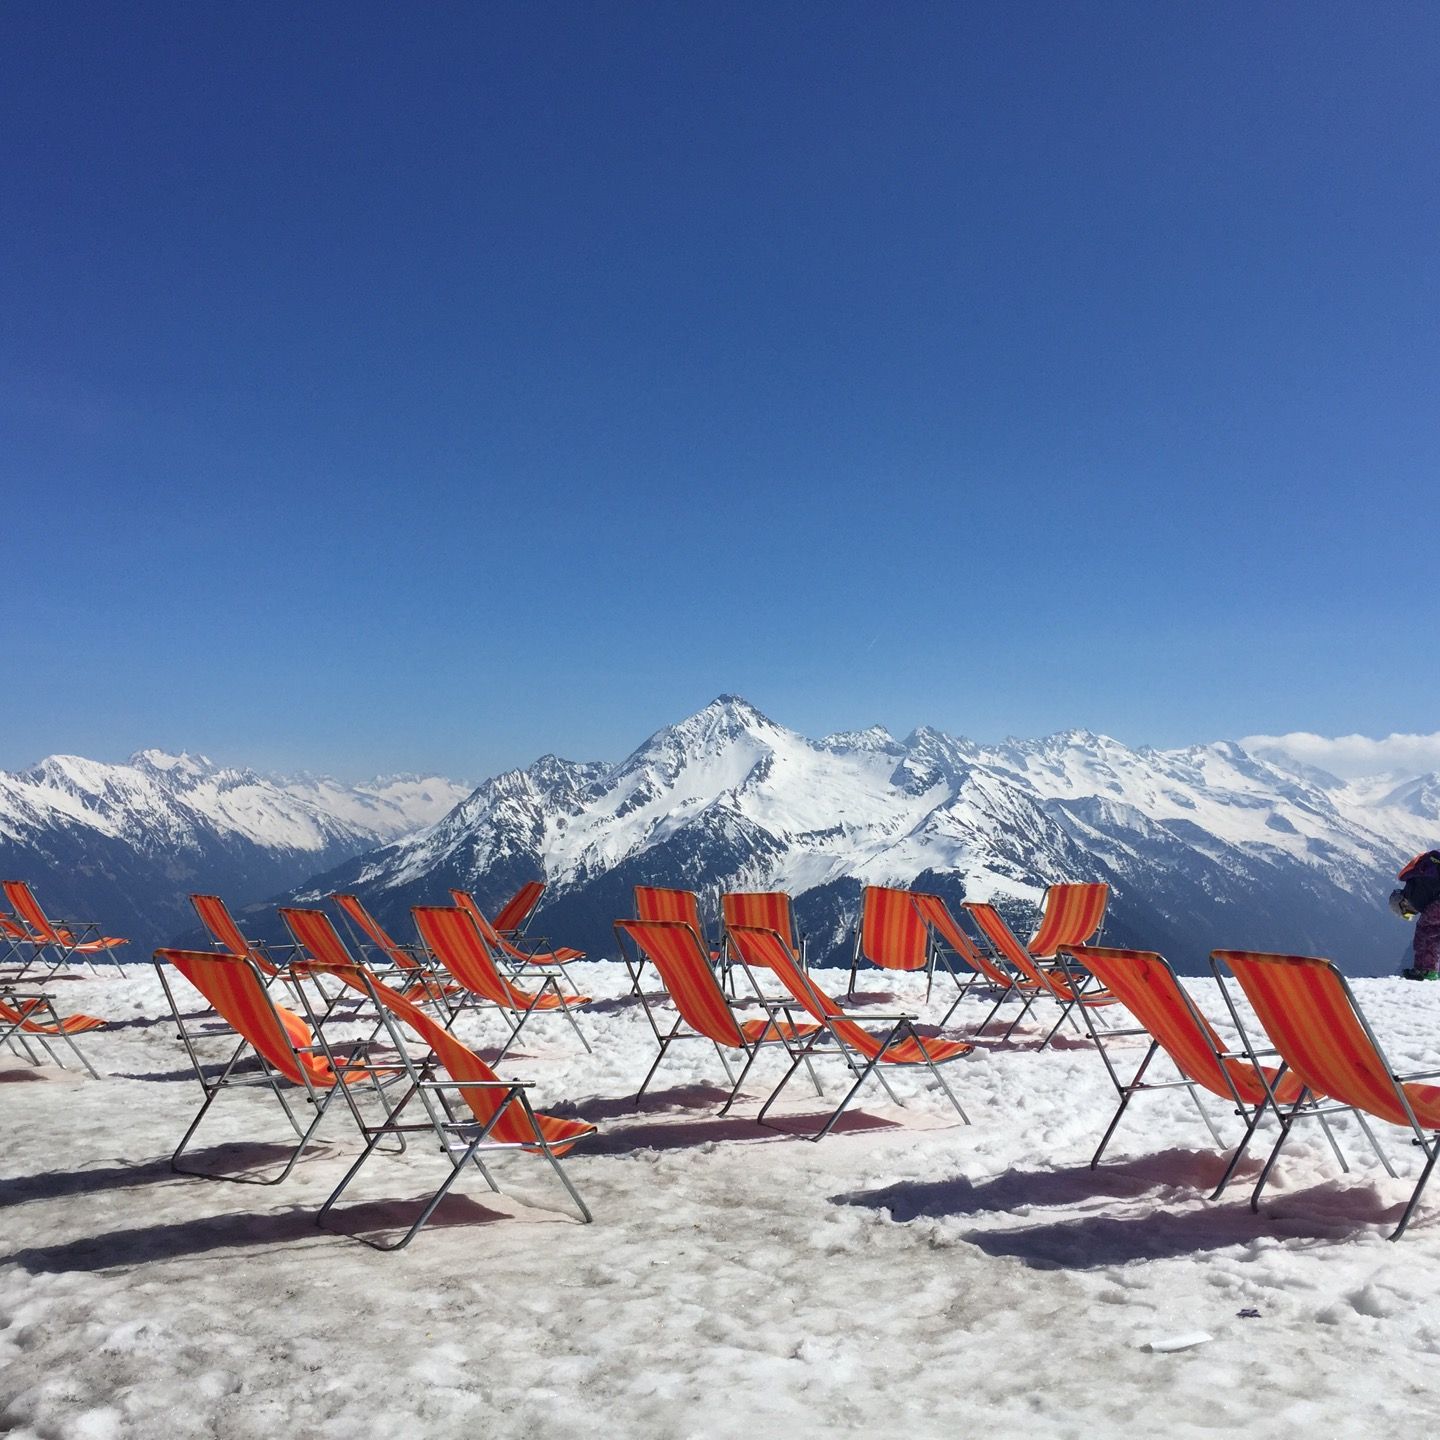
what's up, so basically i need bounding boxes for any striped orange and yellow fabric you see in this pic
[414,906,588,1011]
[492,881,546,936]
[0,997,106,1035]
[965,902,1117,1009]
[615,919,764,1048]
[1028,883,1109,958]
[731,925,970,1065]
[157,948,359,1089]
[1072,946,1301,1106]
[332,893,425,970]
[313,961,595,1154]
[191,894,279,976]
[910,894,1013,989]
[634,886,704,928]
[721,892,798,954]
[1216,950,1440,1130]
[450,890,583,966]
[859,886,929,972]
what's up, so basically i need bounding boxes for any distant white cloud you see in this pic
[1241,731,1440,781]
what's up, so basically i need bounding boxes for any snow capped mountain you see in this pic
[0,750,468,953]
[297,697,1440,976]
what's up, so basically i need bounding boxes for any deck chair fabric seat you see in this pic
[155,947,396,1185]
[722,892,802,958]
[1027,883,1110,959]
[491,881,546,938]
[847,886,932,999]
[191,894,282,976]
[450,890,584,966]
[0,994,105,1077]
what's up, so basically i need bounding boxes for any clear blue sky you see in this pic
[4,2,1436,779]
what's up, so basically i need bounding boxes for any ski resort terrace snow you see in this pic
[4,962,1440,1438]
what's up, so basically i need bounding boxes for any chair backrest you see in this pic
[156,948,334,1089]
[280,907,361,970]
[910,893,1010,986]
[615,919,744,1047]
[3,881,60,944]
[331,893,417,969]
[634,886,704,930]
[492,881,545,935]
[1068,945,1258,1103]
[859,886,929,971]
[721,892,798,953]
[1028,883,1110,958]
[963,902,1051,987]
[413,906,514,1006]
[1214,950,1415,1128]
[190,893,279,975]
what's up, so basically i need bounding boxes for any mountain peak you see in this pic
[819,724,904,757]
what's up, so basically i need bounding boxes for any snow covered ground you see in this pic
[5,960,1440,1438]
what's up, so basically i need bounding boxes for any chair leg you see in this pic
[1390,1137,1440,1241]
[1250,1110,1301,1213]
[1211,1104,1266,1199]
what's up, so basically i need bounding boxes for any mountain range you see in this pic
[0,749,469,953]
[281,696,1437,976]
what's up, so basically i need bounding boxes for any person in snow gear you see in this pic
[1392,850,1440,979]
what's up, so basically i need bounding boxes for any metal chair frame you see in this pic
[0,992,102,1078]
[155,950,399,1186]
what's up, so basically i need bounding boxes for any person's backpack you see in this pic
[1393,850,1440,918]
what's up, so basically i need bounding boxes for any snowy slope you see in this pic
[6,961,1440,1439]
[0,750,468,952]
[301,698,1440,975]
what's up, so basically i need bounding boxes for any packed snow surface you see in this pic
[5,961,1440,1437]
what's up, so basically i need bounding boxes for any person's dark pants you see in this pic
[1416,901,1440,974]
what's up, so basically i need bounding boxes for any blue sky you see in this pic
[4,2,1436,779]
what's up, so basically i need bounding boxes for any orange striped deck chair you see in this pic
[1027,883,1109,958]
[333,893,426,969]
[0,992,105,1077]
[622,885,718,1017]
[1213,949,1430,1239]
[154,947,394,1184]
[847,886,931,999]
[3,880,128,978]
[729,924,971,1139]
[963,901,1120,1046]
[413,906,591,1057]
[1063,945,1312,1192]
[281,906,457,1018]
[613,918,820,1112]
[301,957,595,1246]
[191,894,283,977]
[449,889,585,990]
[911,892,1039,1029]
[722,891,804,969]
[492,880,546,938]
